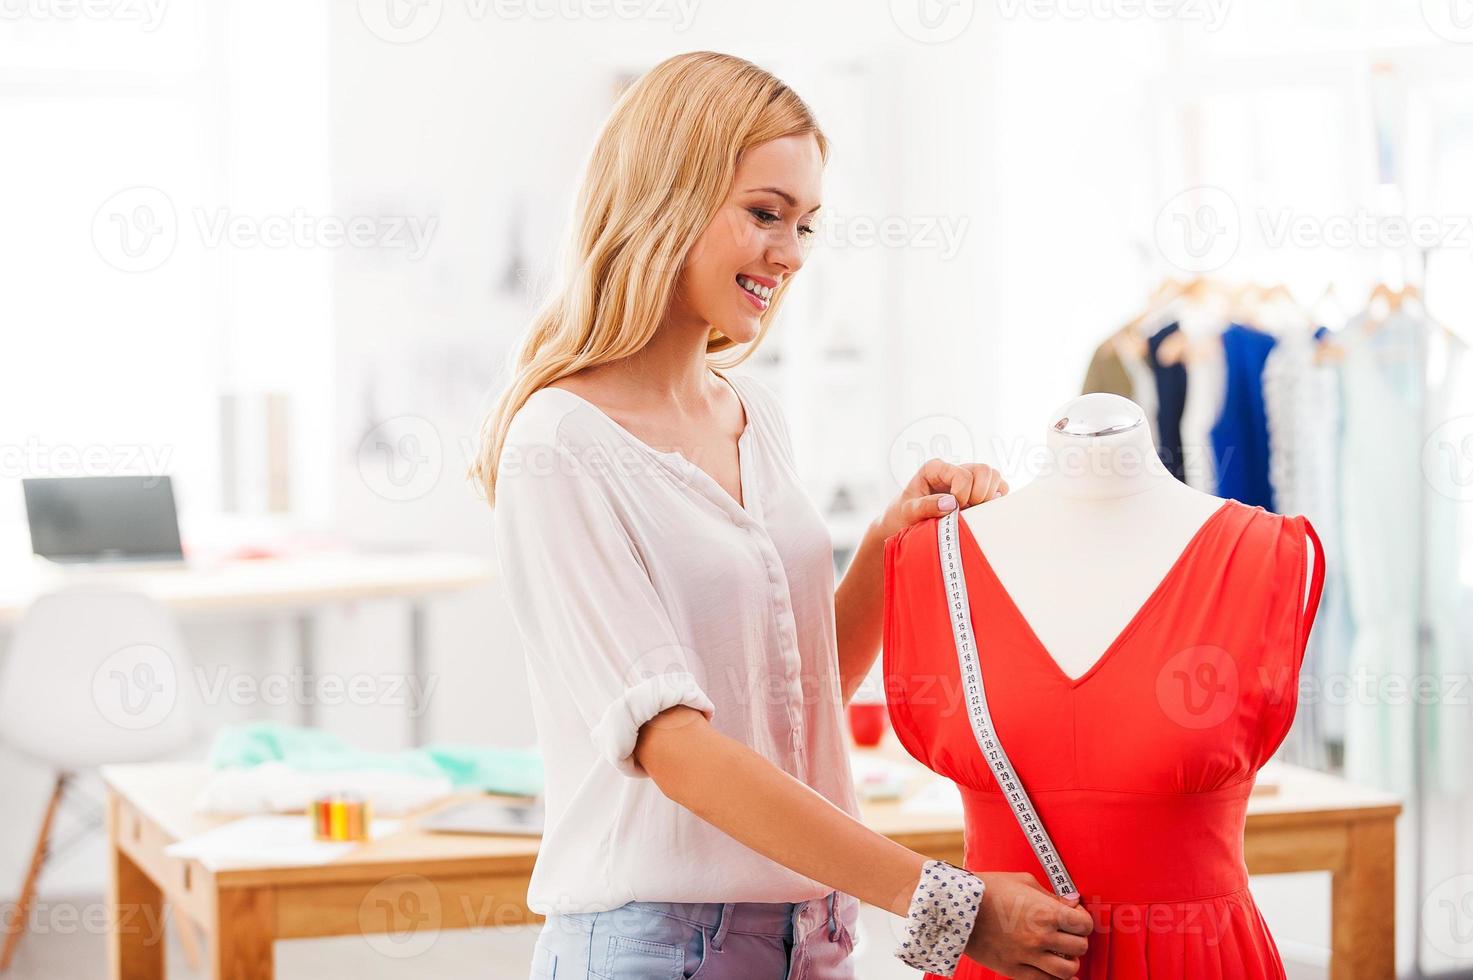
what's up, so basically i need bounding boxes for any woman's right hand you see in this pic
[964,872,1093,978]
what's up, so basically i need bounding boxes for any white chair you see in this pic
[0,584,199,971]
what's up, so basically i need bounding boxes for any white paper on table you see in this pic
[898,777,964,816]
[164,815,403,870]
[849,755,914,783]
[849,754,913,800]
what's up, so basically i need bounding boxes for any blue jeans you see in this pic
[529,891,858,979]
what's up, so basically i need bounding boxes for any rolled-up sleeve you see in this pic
[493,436,715,778]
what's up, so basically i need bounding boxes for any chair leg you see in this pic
[1,772,70,972]
[176,906,203,970]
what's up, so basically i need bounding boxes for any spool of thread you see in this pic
[310,793,371,842]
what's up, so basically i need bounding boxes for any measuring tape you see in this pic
[938,510,1077,898]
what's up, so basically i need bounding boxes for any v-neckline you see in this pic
[544,368,754,517]
[956,499,1234,689]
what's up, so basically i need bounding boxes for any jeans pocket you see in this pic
[604,934,684,979]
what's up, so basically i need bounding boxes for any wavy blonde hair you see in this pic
[470,51,827,506]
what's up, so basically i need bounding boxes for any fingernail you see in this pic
[939,494,957,512]
[1064,891,1080,903]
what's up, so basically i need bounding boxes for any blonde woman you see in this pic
[473,52,1092,980]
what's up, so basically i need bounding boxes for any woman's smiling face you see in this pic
[674,133,823,343]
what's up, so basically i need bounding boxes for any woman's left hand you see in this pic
[872,459,1008,542]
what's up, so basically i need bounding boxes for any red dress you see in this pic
[882,499,1325,979]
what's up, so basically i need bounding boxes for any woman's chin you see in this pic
[715,314,763,345]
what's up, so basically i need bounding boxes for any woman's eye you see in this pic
[798,224,816,238]
[750,208,779,224]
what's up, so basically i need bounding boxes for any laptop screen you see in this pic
[22,475,184,563]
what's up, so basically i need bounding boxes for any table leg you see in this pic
[297,612,315,728]
[1331,816,1396,980]
[108,823,165,979]
[409,601,426,746]
[212,888,275,980]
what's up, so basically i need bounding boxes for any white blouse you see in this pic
[492,368,862,914]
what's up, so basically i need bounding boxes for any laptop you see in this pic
[23,475,187,567]
[419,798,544,837]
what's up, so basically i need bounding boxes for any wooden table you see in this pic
[103,745,1400,979]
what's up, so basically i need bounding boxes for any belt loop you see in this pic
[711,902,735,952]
[826,892,838,941]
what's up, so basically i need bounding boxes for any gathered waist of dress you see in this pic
[959,780,1255,904]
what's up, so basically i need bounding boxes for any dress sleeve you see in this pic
[1292,516,1326,674]
[882,522,934,772]
[1256,514,1327,764]
[493,439,716,779]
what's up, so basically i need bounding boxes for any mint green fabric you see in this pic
[207,722,543,797]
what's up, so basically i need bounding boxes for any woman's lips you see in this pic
[737,278,769,312]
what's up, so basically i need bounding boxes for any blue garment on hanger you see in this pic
[1210,323,1278,510]
[1146,322,1188,480]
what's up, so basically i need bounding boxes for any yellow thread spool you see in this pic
[311,794,370,842]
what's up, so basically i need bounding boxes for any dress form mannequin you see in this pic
[963,392,1317,680]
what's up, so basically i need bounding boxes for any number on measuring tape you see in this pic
[937,511,1077,898]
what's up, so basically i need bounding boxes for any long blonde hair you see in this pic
[470,51,827,506]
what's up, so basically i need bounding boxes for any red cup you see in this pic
[847,702,888,747]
